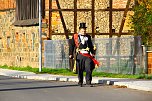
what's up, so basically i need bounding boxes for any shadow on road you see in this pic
[0,80,54,85]
[0,83,104,92]
[0,84,79,92]
[0,76,17,80]
[0,76,104,92]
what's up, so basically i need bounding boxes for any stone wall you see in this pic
[0,10,39,67]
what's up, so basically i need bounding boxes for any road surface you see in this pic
[0,75,152,101]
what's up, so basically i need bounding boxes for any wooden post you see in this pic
[109,0,113,38]
[74,0,77,34]
[91,0,95,38]
[48,0,52,39]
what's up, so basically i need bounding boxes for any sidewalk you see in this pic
[0,68,152,92]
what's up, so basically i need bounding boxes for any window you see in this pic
[13,0,45,26]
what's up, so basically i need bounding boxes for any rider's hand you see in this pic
[92,54,95,58]
[69,55,73,59]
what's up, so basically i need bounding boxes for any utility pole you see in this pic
[39,0,42,72]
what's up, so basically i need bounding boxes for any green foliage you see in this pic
[131,0,152,45]
[0,65,39,73]
[92,71,140,79]
[136,74,152,79]
[0,65,77,76]
[41,68,77,76]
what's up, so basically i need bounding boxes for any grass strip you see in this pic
[0,65,152,79]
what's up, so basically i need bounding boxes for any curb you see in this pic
[9,74,152,92]
[0,71,115,84]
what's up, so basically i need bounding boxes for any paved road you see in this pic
[0,75,152,101]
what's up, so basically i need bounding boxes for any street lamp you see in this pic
[39,0,42,72]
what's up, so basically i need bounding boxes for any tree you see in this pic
[131,0,152,46]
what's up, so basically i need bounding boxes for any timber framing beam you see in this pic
[51,32,131,35]
[55,0,69,39]
[74,0,77,34]
[48,0,52,39]
[109,0,113,38]
[118,0,131,37]
[91,0,95,38]
[45,8,132,12]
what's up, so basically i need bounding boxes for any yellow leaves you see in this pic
[138,0,151,4]
[138,0,152,10]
